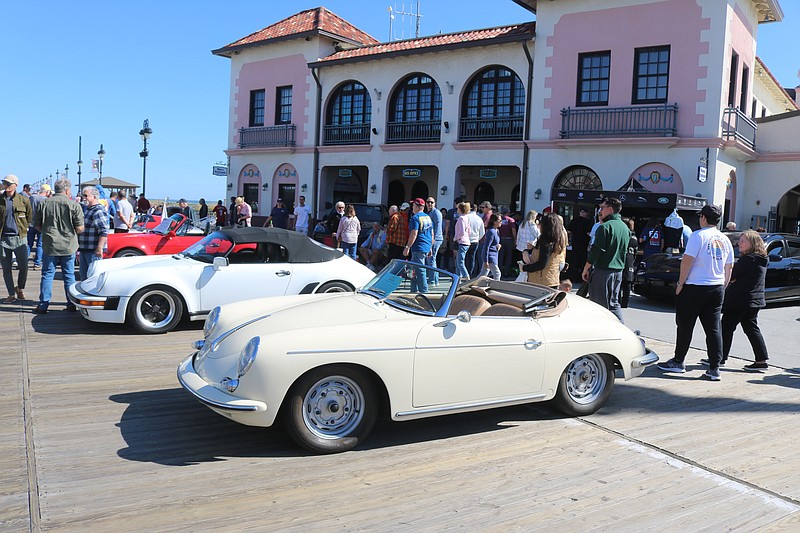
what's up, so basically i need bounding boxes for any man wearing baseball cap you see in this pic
[0,174,33,303]
[403,198,433,293]
[657,203,733,381]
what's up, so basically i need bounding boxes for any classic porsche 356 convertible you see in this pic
[178,260,658,454]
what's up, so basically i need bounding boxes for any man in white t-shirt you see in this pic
[292,195,312,235]
[658,203,733,381]
[113,190,135,233]
[465,206,485,278]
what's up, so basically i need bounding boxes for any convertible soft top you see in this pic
[217,227,344,263]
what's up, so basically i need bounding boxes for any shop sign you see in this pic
[402,168,422,178]
[479,168,498,179]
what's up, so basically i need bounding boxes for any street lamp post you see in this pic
[65,164,69,179]
[139,119,152,197]
[77,136,83,190]
[98,144,105,187]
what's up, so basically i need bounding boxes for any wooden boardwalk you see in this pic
[2,270,800,531]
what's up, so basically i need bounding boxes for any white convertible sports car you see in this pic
[69,227,374,333]
[178,260,659,454]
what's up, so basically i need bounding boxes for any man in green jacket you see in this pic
[0,174,33,303]
[582,196,628,323]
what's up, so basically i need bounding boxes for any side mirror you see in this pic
[166,230,177,238]
[212,256,229,271]
[434,310,472,328]
[768,253,782,262]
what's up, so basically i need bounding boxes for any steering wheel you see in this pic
[416,293,436,312]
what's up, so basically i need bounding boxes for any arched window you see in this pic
[554,166,602,190]
[387,74,442,143]
[460,66,525,141]
[324,81,372,145]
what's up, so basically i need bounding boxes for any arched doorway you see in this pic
[473,182,495,208]
[410,180,429,201]
[333,170,364,205]
[775,184,800,234]
[387,180,405,207]
[724,170,736,227]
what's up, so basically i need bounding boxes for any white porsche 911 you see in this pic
[69,227,374,333]
[178,260,659,454]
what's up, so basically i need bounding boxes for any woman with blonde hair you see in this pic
[718,230,770,370]
[521,212,567,288]
[235,197,251,227]
[336,204,361,260]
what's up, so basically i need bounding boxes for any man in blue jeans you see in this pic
[33,178,84,314]
[403,198,433,293]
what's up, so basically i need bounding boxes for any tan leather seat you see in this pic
[448,294,491,316]
[482,303,526,317]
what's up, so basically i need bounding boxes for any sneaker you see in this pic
[657,359,686,373]
[700,358,726,367]
[32,305,48,314]
[704,368,721,381]
[744,362,768,371]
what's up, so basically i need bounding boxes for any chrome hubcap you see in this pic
[302,375,364,439]
[565,354,607,405]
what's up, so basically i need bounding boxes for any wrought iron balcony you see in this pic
[386,120,441,143]
[722,107,757,149]
[238,124,295,148]
[323,123,371,145]
[458,115,525,141]
[560,104,678,138]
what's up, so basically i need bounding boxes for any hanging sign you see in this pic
[480,168,497,179]
[402,168,422,178]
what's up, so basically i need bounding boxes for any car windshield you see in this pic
[181,231,235,263]
[360,259,457,316]
[150,214,183,235]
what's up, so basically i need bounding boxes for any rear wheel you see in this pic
[553,353,614,416]
[285,365,377,454]
[115,248,145,258]
[317,281,352,293]
[127,286,184,334]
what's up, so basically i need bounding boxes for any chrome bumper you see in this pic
[177,353,266,413]
[632,348,659,368]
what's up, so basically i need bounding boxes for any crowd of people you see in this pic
[1,177,770,375]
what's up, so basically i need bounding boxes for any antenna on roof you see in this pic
[390,0,422,41]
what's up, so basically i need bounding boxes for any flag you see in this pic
[91,159,99,172]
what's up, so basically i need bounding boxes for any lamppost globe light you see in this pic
[98,144,105,187]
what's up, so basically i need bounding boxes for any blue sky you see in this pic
[2,1,797,203]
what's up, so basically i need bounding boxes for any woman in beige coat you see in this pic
[521,212,567,288]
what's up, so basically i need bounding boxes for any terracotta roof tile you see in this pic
[313,22,535,65]
[216,7,378,54]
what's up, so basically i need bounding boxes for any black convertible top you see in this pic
[216,227,343,263]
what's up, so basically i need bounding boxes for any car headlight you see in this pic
[204,306,221,338]
[238,336,260,377]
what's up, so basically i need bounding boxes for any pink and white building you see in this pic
[215,0,799,233]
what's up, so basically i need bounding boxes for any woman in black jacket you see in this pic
[721,230,769,370]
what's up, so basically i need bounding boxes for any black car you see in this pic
[634,232,800,304]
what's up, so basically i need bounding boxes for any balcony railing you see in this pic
[386,120,441,143]
[560,104,678,139]
[459,115,525,141]
[722,107,757,149]
[323,123,371,145]
[238,124,295,148]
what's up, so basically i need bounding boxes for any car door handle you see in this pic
[275,270,290,277]
[524,339,542,349]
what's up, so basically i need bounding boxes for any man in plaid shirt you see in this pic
[78,186,109,280]
[386,204,409,260]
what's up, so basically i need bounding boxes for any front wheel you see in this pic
[285,365,377,454]
[127,286,184,334]
[553,353,614,416]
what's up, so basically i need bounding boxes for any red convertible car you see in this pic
[104,214,211,258]
[131,213,162,231]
